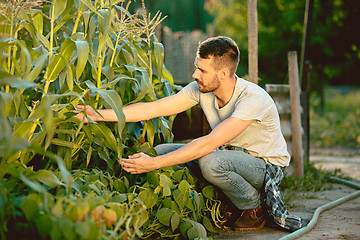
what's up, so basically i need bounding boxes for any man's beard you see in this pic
[196,75,220,93]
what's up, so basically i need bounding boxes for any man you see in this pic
[76,36,307,231]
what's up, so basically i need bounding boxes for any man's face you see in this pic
[192,56,220,93]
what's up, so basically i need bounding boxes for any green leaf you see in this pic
[32,169,65,187]
[171,212,180,232]
[20,173,47,193]
[162,186,171,197]
[75,221,89,238]
[90,123,118,153]
[138,188,158,209]
[153,42,164,78]
[51,138,82,150]
[156,208,174,226]
[35,214,53,238]
[98,9,111,34]
[53,0,68,19]
[20,197,39,221]
[159,174,171,188]
[0,71,40,89]
[173,169,184,182]
[31,9,43,35]
[173,189,187,210]
[85,81,126,142]
[147,170,160,186]
[75,40,89,80]
[184,219,207,240]
[202,185,215,200]
[178,180,191,196]
[203,215,215,233]
[81,0,103,18]
[44,38,75,82]
[36,31,50,50]
[27,52,51,82]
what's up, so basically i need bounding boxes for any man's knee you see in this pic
[199,154,222,183]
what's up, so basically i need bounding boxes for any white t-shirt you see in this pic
[181,76,290,167]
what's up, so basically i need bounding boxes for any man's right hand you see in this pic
[74,105,102,123]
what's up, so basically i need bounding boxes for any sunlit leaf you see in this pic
[75,40,89,80]
[138,188,158,209]
[32,169,65,187]
[53,0,67,19]
[90,123,117,153]
[156,208,174,226]
[44,38,75,82]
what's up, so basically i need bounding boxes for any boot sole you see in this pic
[232,219,266,231]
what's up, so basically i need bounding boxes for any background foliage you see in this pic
[310,86,360,148]
[0,0,221,239]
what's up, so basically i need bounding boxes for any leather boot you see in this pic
[232,206,266,231]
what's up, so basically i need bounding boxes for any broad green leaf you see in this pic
[27,52,51,82]
[202,185,215,200]
[20,197,40,221]
[53,14,73,33]
[132,43,149,69]
[66,64,74,91]
[184,219,207,240]
[171,212,180,232]
[191,191,201,211]
[163,186,171,197]
[31,9,43,35]
[20,173,47,193]
[36,31,50,50]
[51,138,82,150]
[89,123,118,153]
[145,120,155,146]
[162,65,174,86]
[81,0,103,18]
[32,169,64,187]
[85,81,126,139]
[98,9,111,34]
[0,71,40,89]
[53,0,67,20]
[178,180,191,196]
[147,170,160,186]
[173,189,187,210]
[75,40,89,80]
[138,188,158,209]
[35,214,53,238]
[153,42,164,78]
[75,221,89,237]
[156,208,174,226]
[44,38,75,82]
[159,174,171,188]
[173,169,184,182]
[203,215,216,233]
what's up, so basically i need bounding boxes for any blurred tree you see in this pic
[130,0,213,32]
[205,0,360,87]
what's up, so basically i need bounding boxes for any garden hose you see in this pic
[278,177,360,240]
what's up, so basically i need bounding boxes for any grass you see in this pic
[310,86,360,148]
[280,162,342,208]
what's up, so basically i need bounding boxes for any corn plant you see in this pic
[0,0,223,239]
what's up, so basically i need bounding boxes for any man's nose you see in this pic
[192,69,199,79]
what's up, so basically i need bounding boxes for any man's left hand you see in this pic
[120,152,156,174]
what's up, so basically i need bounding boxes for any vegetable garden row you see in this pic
[0,0,221,239]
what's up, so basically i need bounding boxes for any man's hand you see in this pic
[121,153,157,174]
[74,105,101,123]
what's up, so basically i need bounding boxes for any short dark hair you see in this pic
[197,36,240,75]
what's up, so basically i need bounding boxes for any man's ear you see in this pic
[218,67,230,80]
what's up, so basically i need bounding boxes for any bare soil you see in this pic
[210,148,360,240]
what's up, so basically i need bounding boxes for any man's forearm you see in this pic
[153,136,217,169]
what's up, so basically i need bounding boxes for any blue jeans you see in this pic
[155,143,266,210]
